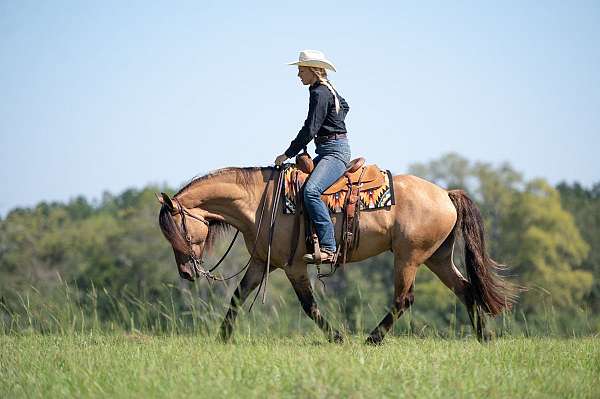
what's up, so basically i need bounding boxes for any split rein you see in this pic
[172,167,283,287]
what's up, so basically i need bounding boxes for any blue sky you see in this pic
[1,1,599,215]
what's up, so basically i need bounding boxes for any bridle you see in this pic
[172,197,240,281]
[170,166,284,287]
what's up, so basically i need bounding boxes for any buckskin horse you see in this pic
[157,164,516,344]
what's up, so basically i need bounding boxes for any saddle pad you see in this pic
[283,166,396,214]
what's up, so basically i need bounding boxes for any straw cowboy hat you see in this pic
[288,49,337,72]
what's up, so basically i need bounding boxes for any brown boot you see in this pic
[302,249,336,264]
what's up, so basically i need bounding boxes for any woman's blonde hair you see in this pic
[309,67,341,113]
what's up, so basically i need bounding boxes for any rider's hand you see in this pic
[274,154,288,166]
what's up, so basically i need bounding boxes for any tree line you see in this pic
[0,153,598,335]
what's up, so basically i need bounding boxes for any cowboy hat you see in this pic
[288,49,337,72]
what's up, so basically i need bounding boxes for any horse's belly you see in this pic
[332,210,392,262]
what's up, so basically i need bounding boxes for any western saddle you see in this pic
[287,152,383,274]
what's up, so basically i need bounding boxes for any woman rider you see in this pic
[274,50,351,264]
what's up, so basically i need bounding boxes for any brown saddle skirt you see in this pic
[294,157,386,195]
[282,158,395,269]
[283,159,395,215]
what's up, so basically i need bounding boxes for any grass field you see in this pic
[1,334,598,398]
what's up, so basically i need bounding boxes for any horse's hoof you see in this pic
[328,331,344,344]
[365,335,384,346]
[218,330,233,343]
[478,330,493,343]
[218,335,231,343]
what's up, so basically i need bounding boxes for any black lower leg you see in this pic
[219,264,264,341]
[289,273,343,343]
[367,286,414,345]
[302,300,343,343]
[464,288,490,342]
[220,287,242,341]
[476,307,491,342]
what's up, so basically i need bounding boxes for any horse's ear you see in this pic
[155,193,164,204]
[160,192,175,211]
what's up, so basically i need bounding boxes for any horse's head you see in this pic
[157,193,210,281]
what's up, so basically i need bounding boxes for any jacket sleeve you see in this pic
[340,95,350,115]
[284,89,328,158]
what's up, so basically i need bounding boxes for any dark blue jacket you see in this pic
[284,82,349,158]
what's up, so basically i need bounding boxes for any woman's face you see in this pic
[297,66,317,85]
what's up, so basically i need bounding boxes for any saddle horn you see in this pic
[296,148,314,174]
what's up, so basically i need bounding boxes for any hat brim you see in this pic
[288,59,337,72]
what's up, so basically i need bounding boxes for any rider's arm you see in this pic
[339,94,350,115]
[284,89,328,158]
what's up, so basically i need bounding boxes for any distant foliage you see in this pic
[1,155,598,336]
[556,182,600,311]
[410,154,595,332]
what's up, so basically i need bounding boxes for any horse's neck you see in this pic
[176,168,269,233]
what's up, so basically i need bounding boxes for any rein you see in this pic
[252,165,286,307]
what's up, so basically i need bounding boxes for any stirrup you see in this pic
[303,249,336,264]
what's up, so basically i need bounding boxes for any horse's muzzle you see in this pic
[178,263,195,281]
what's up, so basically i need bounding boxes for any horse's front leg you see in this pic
[285,266,343,343]
[219,259,271,341]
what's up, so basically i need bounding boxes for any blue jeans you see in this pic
[303,138,351,252]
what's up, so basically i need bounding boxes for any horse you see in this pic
[157,166,516,344]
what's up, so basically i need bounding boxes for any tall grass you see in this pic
[1,279,215,335]
[1,276,598,338]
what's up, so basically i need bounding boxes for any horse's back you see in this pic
[389,174,457,248]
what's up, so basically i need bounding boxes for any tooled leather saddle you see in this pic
[287,151,388,273]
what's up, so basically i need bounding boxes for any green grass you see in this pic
[1,334,598,398]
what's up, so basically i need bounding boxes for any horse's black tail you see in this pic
[448,190,517,316]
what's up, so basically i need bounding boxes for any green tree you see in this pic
[1,157,597,335]
[557,182,600,310]
[409,154,593,318]
[503,179,591,312]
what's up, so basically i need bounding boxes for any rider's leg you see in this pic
[303,154,347,253]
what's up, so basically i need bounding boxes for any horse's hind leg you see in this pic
[286,266,343,343]
[426,235,489,340]
[366,253,420,345]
